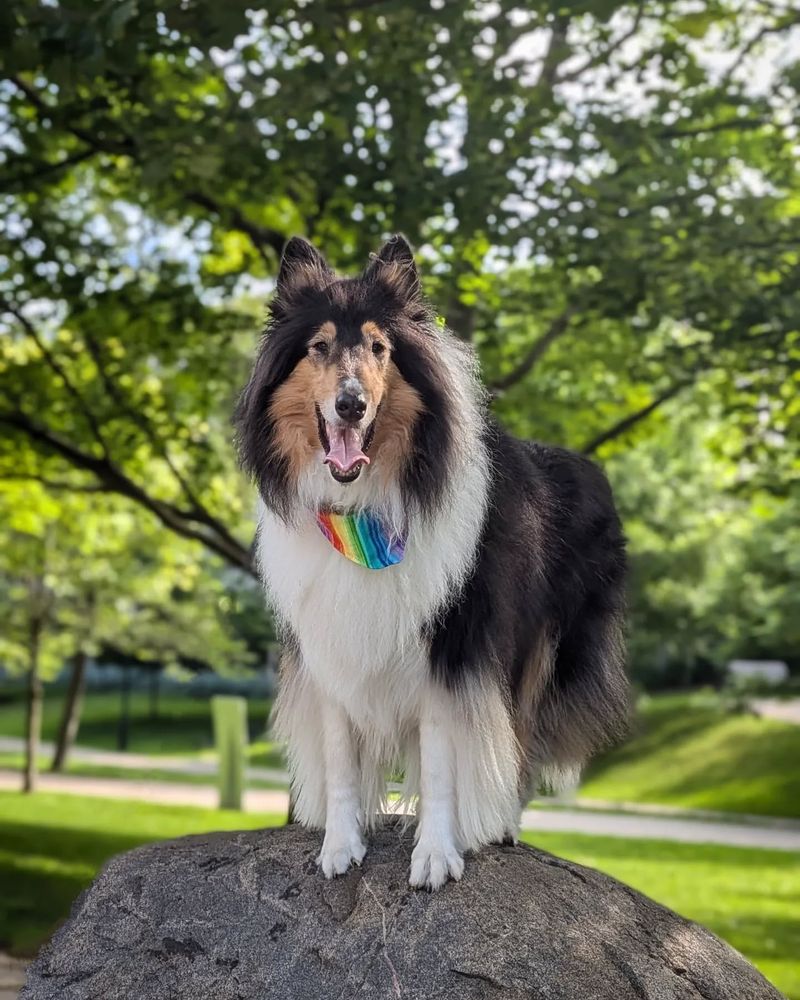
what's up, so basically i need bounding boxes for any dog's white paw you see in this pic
[409,839,464,890]
[316,827,367,878]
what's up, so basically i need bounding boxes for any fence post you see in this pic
[211,696,248,811]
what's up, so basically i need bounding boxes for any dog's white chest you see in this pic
[255,453,488,727]
[259,510,421,700]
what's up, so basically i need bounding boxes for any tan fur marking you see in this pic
[514,635,553,745]
[371,362,424,486]
[316,320,336,343]
[268,358,329,481]
[356,351,386,400]
[361,321,382,339]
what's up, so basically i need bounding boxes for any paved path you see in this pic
[519,805,800,851]
[0,953,27,1000]
[3,769,800,851]
[0,769,290,814]
[749,698,800,725]
[0,736,289,784]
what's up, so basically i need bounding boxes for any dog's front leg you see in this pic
[410,695,464,890]
[316,699,366,878]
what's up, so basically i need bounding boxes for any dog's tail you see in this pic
[517,606,630,797]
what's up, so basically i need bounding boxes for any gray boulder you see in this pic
[23,822,783,999]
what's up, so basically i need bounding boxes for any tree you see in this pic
[0,476,255,780]
[0,1,798,683]
[2,1,798,554]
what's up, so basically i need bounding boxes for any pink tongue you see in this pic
[324,423,370,473]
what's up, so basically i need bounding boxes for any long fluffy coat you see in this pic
[235,235,628,889]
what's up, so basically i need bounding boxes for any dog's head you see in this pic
[236,235,455,518]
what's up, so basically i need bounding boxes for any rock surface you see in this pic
[22,822,783,1000]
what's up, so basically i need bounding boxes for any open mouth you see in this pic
[315,405,376,484]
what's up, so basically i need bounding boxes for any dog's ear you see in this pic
[276,237,332,297]
[365,234,421,302]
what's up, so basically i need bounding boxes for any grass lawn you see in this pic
[1,792,797,999]
[4,687,798,819]
[0,689,273,756]
[579,690,800,819]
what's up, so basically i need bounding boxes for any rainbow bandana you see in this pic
[315,509,406,569]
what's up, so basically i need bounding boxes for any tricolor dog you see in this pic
[235,235,628,889]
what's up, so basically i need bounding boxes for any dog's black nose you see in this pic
[335,390,367,422]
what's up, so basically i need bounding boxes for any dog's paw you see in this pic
[316,828,367,879]
[409,839,464,891]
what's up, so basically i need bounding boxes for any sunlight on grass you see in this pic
[580,691,800,818]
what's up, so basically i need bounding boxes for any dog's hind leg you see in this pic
[316,699,367,878]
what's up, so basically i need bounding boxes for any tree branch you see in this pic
[719,13,800,88]
[9,75,135,154]
[79,331,253,559]
[185,191,284,265]
[3,149,97,189]
[0,474,109,494]
[10,75,285,267]
[0,410,256,577]
[82,332,197,500]
[556,4,644,85]
[1,299,110,458]
[489,305,578,394]
[581,382,686,455]
[659,117,769,139]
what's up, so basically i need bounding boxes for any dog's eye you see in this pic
[310,341,328,357]
[372,341,386,357]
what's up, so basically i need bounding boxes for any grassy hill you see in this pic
[579,690,800,819]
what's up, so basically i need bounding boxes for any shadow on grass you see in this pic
[0,690,272,755]
[0,819,157,957]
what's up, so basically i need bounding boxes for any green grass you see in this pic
[0,689,273,755]
[1,791,797,999]
[579,690,800,819]
[5,687,798,819]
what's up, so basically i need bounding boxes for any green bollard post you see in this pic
[212,695,248,811]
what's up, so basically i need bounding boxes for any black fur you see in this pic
[427,423,628,785]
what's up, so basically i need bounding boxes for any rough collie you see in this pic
[235,235,628,889]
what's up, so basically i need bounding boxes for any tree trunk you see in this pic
[51,649,88,772]
[23,615,44,794]
[148,668,160,720]
[117,669,131,751]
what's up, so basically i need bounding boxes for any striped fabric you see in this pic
[315,509,406,569]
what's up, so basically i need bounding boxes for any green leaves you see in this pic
[0,0,798,681]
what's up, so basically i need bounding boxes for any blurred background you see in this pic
[0,0,798,996]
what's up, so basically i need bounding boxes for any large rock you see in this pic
[23,822,783,1000]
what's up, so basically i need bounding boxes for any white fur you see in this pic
[316,699,366,876]
[410,690,463,889]
[260,334,521,887]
